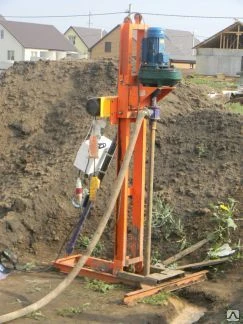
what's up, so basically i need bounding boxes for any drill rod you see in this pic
[144,119,157,276]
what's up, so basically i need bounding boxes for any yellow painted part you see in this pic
[100,96,117,118]
[89,176,100,201]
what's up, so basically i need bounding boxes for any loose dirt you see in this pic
[0,60,242,323]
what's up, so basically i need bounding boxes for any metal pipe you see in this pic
[144,93,159,276]
[144,123,157,276]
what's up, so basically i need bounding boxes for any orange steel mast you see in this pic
[112,14,173,274]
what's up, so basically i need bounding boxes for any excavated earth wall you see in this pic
[0,60,242,262]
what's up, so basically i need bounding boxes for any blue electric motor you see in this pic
[138,27,181,86]
[141,27,169,67]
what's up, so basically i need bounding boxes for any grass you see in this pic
[139,291,171,305]
[57,304,90,318]
[152,197,186,248]
[225,102,243,114]
[25,311,46,320]
[187,75,237,90]
[151,249,161,265]
[76,235,104,257]
[85,279,116,293]
[195,143,207,158]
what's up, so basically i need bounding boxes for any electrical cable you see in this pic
[3,12,127,19]
[138,12,242,19]
[2,11,243,20]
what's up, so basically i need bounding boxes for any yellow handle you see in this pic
[89,176,100,201]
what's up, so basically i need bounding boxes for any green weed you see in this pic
[152,198,186,246]
[18,262,36,271]
[25,311,46,320]
[151,249,161,265]
[210,198,238,243]
[195,143,207,157]
[139,291,171,305]
[85,279,115,293]
[76,235,104,257]
[57,304,90,318]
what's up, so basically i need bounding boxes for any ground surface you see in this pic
[0,60,242,323]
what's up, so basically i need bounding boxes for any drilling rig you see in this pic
[54,13,207,302]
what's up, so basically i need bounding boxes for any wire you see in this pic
[139,12,243,20]
[3,11,127,19]
[2,11,243,20]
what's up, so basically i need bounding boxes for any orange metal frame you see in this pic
[54,14,174,280]
[112,14,173,274]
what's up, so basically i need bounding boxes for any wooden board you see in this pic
[146,269,184,283]
[124,270,208,304]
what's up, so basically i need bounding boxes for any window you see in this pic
[7,50,15,60]
[68,35,76,45]
[31,51,38,57]
[105,41,111,53]
[0,30,4,39]
[40,51,46,58]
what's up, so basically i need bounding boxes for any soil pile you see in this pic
[0,60,242,261]
[0,59,117,257]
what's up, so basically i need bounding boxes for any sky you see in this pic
[0,0,243,41]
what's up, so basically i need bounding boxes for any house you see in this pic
[0,18,77,69]
[64,26,106,58]
[195,21,243,76]
[90,25,199,69]
[90,25,121,60]
[165,29,199,69]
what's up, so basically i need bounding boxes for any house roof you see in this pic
[67,26,106,49]
[0,20,77,51]
[89,25,120,50]
[194,21,243,49]
[165,29,199,62]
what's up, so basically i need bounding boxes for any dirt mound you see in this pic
[0,60,242,262]
[0,60,117,256]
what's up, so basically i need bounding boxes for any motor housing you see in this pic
[141,27,169,67]
[139,27,181,87]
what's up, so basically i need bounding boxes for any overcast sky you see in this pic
[0,0,242,41]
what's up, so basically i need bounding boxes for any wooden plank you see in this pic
[125,256,143,266]
[224,31,243,34]
[118,269,184,285]
[162,238,209,266]
[220,33,223,48]
[124,270,208,304]
[175,258,229,270]
[117,271,158,285]
[146,269,184,283]
[237,24,240,49]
